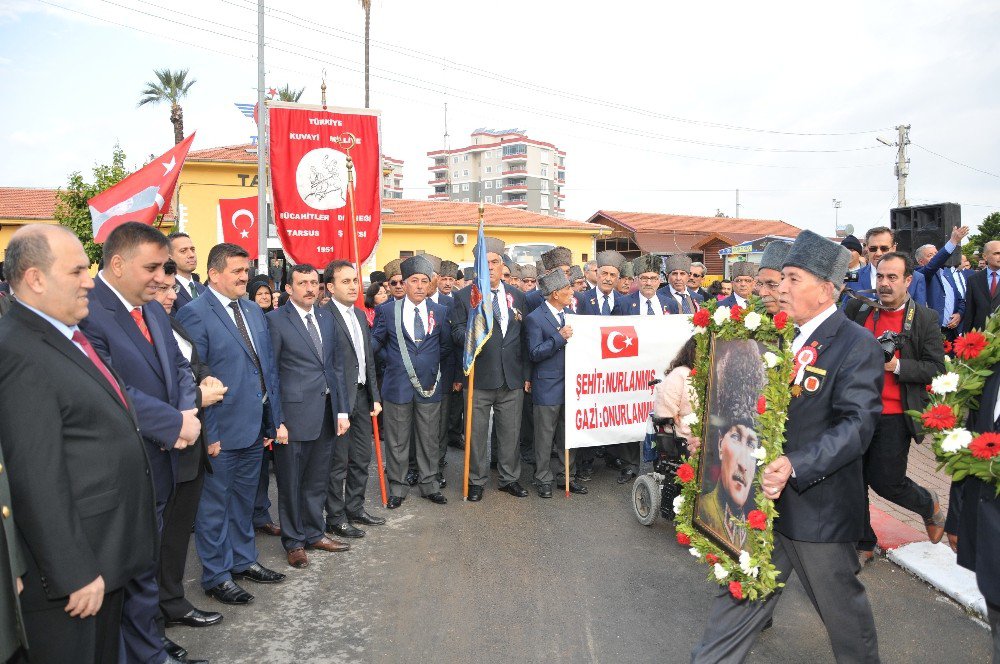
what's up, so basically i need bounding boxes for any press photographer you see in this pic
[843,251,947,562]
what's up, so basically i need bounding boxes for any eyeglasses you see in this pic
[867,245,892,253]
[388,279,403,286]
[638,275,660,282]
[733,277,755,284]
[755,280,780,291]
[690,273,704,279]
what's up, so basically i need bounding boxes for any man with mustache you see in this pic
[753,242,791,316]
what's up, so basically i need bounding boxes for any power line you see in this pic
[911,143,1000,179]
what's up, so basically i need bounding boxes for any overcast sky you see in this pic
[2,0,998,238]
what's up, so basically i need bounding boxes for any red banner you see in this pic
[268,103,381,267]
[219,195,259,260]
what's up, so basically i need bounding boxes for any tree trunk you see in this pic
[364,7,370,108]
[171,103,184,145]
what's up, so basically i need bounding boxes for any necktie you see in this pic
[189,282,198,299]
[601,295,611,316]
[682,294,694,314]
[72,330,126,405]
[991,272,998,298]
[130,308,153,344]
[305,312,323,357]
[414,306,426,343]
[646,298,655,315]
[344,308,365,383]
[492,289,503,323]
[558,311,566,328]
[229,301,266,395]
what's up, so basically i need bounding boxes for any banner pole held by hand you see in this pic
[371,415,388,507]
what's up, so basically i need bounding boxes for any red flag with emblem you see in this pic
[218,195,259,260]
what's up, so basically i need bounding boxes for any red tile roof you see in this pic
[588,210,801,252]
[382,199,605,232]
[0,187,59,220]
[187,144,260,162]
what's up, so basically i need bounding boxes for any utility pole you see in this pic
[735,189,740,218]
[256,0,268,275]
[876,124,910,208]
[832,199,842,235]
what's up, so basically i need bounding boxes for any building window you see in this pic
[540,150,550,163]
[463,154,469,161]
[400,250,414,258]
[452,184,460,193]
[453,170,459,178]
[485,196,493,203]
[540,180,549,192]
[463,198,470,202]
[496,180,502,188]
[541,167,547,177]
[453,156,459,164]
[461,183,470,192]
[485,181,492,189]
[463,169,469,177]
[485,165,492,173]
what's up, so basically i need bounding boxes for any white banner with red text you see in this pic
[564,314,693,448]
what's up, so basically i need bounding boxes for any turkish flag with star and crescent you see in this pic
[88,133,196,243]
[601,325,640,359]
[219,195,259,259]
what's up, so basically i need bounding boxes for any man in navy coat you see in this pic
[525,246,574,314]
[718,261,756,309]
[177,243,287,606]
[621,254,680,316]
[166,231,206,314]
[658,253,704,313]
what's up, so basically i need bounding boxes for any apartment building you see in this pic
[382,156,404,200]
[427,128,566,217]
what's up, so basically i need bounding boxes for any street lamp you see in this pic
[833,199,842,236]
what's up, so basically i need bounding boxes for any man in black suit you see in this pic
[267,264,353,568]
[692,230,884,663]
[323,260,386,537]
[844,252,947,563]
[167,231,206,313]
[0,441,27,663]
[964,240,1000,332]
[688,261,711,301]
[450,237,530,501]
[0,225,157,664]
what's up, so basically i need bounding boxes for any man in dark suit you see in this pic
[692,230,884,663]
[964,240,1000,333]
[78,222,206,664]
[439,261,467,454]
[687,261,711,301]
[719,261,756,309]
[167,231,206,313]
[525,269,587,498]
[323,260,385,537]
[450,237,530,501]
[267,264,353,568]
[659,254,704,313]
[0,225,156,663]
[844,252,947,562]
[418,254,457,489]
[177,243,288,606]
[371,255,451,508]
[525,246,573,314]
[0,440,27,663]
[621,255,680,316]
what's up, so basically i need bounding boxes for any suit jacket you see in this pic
[450,283,528,391]
[925,267,966,326]
[843,297,946,437]
[325,301,380,414]
[429,291,458,386]
[576,286,626,316]
[843,246,953,307]
[963,269,1000,333]
[176,289,283,448]
[774,309,884,543]
[79,277,197,494]
[0,303,156,607]
[0,442,26,661]
[620,291,680,315]
[267,303,348,441]
[718,293,753,310]
[168,317,212,482]
[371,298,452,404]
[657,286,704,312]
[525,304,570,407]
[525,288,545,315]
[171,277,206,315]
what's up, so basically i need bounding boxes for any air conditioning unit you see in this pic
[454,233,468,245]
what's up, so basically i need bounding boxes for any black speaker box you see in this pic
[890,203,962,267]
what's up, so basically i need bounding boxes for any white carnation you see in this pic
[689,547,701,558]
[692,325,707,335]
[751,446,767,466]
[763,352,779,369]
[681,412,699,427]
[930,372,960,395]
[738,551,760,577]
[743,311,762,331]
[940,428,973,453]
[673,495,685,512]
[713,306,731,326]
[713,563,728,580]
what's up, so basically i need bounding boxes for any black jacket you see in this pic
[962,269,1000,333]
[169,317,213,482]
[449,284,528,391]
[324,301,380,414]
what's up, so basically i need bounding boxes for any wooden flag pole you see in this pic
[462,363,476,500]
[371,415,388,507]
[565,443,570,497]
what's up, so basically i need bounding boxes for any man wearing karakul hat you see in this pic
[719,261,757,309]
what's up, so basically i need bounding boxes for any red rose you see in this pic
[747,509,767,530]
[676,532,691,546]
[756,396,767,415]
[921,404,957,430]
[925,385,933,393]
[676,463,695,483]
[692,308,711,327]
[969,432,1000,460]
[729,581,743,600]
[705,553,719,565]
[954,331,988,360]
[942,339,953,354]
[773,311,788,330]
[730,305,743,321]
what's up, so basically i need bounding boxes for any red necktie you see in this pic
[130,308,153,344]
[71,330,126,405]
[991,272,997,298]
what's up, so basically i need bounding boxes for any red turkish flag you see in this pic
[88,133,196,243]
[601,326,639,359]
[219,196,259,259]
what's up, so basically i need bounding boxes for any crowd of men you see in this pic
[0,219,997,663]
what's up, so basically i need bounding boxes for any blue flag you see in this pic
[462,214,493,375]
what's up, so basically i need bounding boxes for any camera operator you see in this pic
[843,251,946,562]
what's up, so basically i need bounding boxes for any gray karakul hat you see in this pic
[440,260,459,278]
[508,263,522,278]
[462,267,476,281]
[632,254,661,276]
[401,255,434,280]
[520,263,537,279]
[422,253,442,275]
[595,249,627,273]
[783,229,851,284]
[535,260,545,275]
[501,254,514,270]
[729,261,758,279]
[541,245,573,270]
[664,253,692,274]
[619,260,634,279]
[758,241,791,272]
[475,235,505,257]
[568,265,585,281]
[539,268,571,296]
[383,258,402,280]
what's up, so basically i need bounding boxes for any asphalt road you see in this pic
[173,449,992,663]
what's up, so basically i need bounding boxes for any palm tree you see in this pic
[138,69,196,145]
[359,0,371,107]
[276,84,305,103]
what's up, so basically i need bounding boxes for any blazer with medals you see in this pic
[371,298,452,404]
[576,286,626,316]
[325,301,381,414]
[450,283,528,391]
[963,268,1000,333]
[0,303,156,609]
[774,309,884,543]
[620,290,680,315]
[525,303,572,407]
[266,302,349,441]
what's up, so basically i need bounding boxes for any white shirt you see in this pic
[402,297,430,341]
[334,300,367,384]
[491,282,509,336]
[290,301,321,347]
[173,330,194,363]
[670,287,698,312]
[209,287,258,353]
[175,273,196,296]
[640,294,663,316]
[791,304,838,354]
[544,300,566,324]
[596,289,616,314]
[734,293,748,308]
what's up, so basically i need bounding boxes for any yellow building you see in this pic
[0,187,59,260]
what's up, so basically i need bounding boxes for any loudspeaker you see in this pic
[890,203,962,266]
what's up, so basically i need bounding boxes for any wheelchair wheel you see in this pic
[632,474,660,526]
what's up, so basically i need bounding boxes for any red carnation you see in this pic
[969,432,1000,460]
[925,384,933,393]
[730,305,743,321]
[705,553,719,565]
[747,510,767,530]
[692,308,711,327]
[942,339,953,354]
[676,532,691,546]
[690,368,698,377]
[729,581,744,600]
[921,404,957,430]
[954,331,988,360]
[756,396,767,415]
[676,463,695,483]
[773,311,789,330]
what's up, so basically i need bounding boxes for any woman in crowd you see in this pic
[249,276,276,311]
[653,336,699,447]
[363,281,389,327]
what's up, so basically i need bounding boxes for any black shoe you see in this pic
[568,480,589,495]
[163,637,187,660]
[423,492,448,505]
[607,457,625,470]
[165,607,224,628]
[576,466,594,482]
[205,580,253,605]
[617,468,637,484]
[328,522,365,538]
[467,485,484,502]
[387,496,404,509]
[438,476,448,489]
[537,483,553,498]
[348,511,386,526]
[499,481,529,498]
[232,562,286,584]
[166,656,208,664]
[405,469,419,486]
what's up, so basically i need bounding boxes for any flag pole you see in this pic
[342,133,365,308]
[371,414,388,507]
[565,444,570,497]
[256,0,268,275]
[462,363,475,501]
